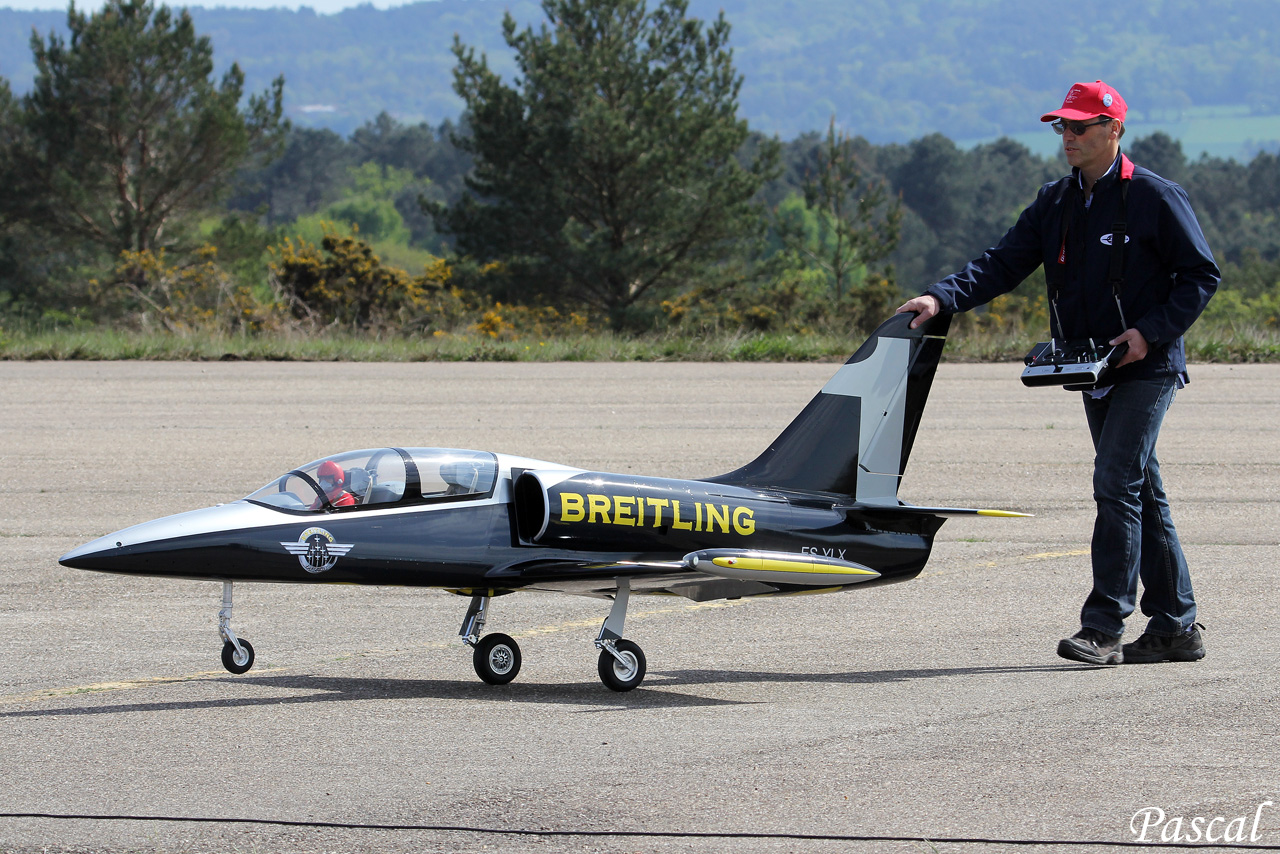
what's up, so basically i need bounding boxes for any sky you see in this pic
[1,0,397,12]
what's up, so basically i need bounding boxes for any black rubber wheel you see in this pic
[473,633,522,685]
[597,639,646,692]
[221,638,255,674]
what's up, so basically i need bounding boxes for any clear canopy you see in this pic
[244,448,497,512]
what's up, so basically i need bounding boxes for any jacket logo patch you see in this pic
[1100,234,1130,246]
[282,527,353,573]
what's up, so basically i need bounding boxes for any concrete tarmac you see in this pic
[1,359,1277,853]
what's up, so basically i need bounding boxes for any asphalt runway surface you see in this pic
[1,358,1278,854]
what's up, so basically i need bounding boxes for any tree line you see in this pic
[6,0,1277,143]
[1,0,1277,341]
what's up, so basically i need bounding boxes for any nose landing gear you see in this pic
[218,582,255,674]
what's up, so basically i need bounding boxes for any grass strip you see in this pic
[0,323,1275,362]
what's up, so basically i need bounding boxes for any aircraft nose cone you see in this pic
[57,501,273,575]
[59,538,124,570]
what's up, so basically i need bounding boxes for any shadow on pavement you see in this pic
[2,663,1097,719]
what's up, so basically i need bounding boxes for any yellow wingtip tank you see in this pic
[684,549,881,587]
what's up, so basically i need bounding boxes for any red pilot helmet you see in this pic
[317,460,345,487]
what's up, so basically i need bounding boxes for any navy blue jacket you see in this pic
[926,154,1219,383]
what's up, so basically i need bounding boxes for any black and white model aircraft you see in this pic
[60,313,1023,691]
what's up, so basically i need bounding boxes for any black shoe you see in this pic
[1122,624,1205,663]
[1057,628,1123,665]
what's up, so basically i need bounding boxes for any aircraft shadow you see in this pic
[3,664,1091,720]
[0,673,748,719]
[650,663,1090,687]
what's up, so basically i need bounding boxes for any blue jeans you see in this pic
[1080,376,1196,638]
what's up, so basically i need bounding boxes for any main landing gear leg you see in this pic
[218,581,255,674]
[595,578,646,692]
[460,593,521,685]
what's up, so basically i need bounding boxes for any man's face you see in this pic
[1060,116,1120,174]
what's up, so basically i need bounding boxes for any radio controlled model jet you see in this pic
[61,312,1023,691]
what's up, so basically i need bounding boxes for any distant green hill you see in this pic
[3,0,1279,156]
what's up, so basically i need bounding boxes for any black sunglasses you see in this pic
[1051,117,1112,136]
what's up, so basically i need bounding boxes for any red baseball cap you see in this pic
[1040,80,1128,123]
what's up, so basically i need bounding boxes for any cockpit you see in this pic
[243,448,498,513]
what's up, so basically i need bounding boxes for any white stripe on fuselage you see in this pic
[62,453,584,561]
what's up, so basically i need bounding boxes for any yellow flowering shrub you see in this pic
[101,246,283,333]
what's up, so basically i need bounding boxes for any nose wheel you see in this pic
[221,638,255,674]
[217,582,255,674]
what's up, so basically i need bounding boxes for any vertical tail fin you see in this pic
[708,312,950,501]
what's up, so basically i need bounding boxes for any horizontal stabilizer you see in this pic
[837,503,1032,518]
[683,548,881,587]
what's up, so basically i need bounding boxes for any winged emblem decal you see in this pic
[281,527,354,573]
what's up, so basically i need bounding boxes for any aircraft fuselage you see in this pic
[60,455,940,600]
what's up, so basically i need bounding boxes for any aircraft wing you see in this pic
[485,547,888,602]
[477,556,691,599]
[836,502,1032,518]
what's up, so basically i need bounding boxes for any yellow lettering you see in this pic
[561,492,585,522]
[732,506,756,536]
[705,504,730,534]
[671,499,693,531]
[613,495,636,526]
[647,497,668,526]
[637,495,645,526]
[588,494,612,524]
[695,502,702,531]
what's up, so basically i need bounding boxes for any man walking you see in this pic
[897,81,1219,665]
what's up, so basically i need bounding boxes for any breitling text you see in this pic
[559,492,756,535]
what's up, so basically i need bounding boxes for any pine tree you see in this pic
[782,118,901,302]
[11,0,285,259]
[436,0,779,327]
